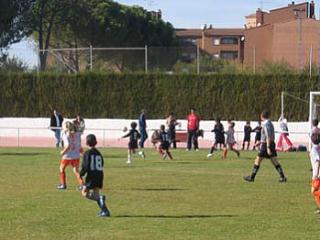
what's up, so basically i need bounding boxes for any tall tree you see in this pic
[25,0,74,70]
[0,0,31,52]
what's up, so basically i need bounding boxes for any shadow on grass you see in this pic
[131,188,187,191]
[0,152,48,156]
[115,214,237,219]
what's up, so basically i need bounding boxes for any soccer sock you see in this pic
[98,195,109,212]
[209,146,214,154]
[86,192,99,201]
[127,155,132,162]
[250,164,260,179]
[60,172,66,186]
[223,149,227,158]
[167,151,173,160]
[275,164,285,178]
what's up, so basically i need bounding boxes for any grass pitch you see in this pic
[0,147,319,240]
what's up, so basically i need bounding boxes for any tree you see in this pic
[0,0,31,52]
[25,0,75,70]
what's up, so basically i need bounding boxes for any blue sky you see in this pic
[8,0,315,68]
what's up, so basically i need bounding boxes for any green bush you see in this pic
[0,72,318,121]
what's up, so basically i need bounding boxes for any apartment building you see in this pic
[176,1,320,69]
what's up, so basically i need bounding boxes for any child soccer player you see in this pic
[121,122,143,164]
[57,121,83,190]
[207,118,225,158]
[310,119,320,214]
[242,121,252,150]
[158,125,173,160]
[80,134,110,217]
[252,121,262,150]
[244,110,287,182]
[224,121,240,159]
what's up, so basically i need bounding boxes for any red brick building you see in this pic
[176,1,319,70]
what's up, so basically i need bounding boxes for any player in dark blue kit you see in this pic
[122,122,143,164]
[158,125,173,160]
[80,134,110,217]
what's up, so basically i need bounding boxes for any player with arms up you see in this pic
[310,119,320,214]
[57,121,83,190]
[244,110,287,182]
[80,134,110,217]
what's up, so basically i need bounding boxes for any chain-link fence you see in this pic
[3,44,320,75]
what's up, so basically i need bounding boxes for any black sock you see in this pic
[210,147,214,154]
[275,164,285,178]
[251,164,260,179]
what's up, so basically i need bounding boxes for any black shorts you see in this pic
[160,141,170,150]
[128,142,138,150]
[258,142,277,158]
[243,136,251,142]
[85,173,103,189]
[215,136,225,145]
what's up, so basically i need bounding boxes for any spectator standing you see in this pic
[186,108,200,151]
[138,110,148,157]
[276,116,293,151]
[166,112,180,149]
[50,109,64,147]
[74,114,85,135]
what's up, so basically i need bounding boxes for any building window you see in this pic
[220,37,238,45]
[182,38,197,45]
[213,38,220,45]
[220,51,238,60]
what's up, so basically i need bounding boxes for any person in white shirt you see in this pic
[276,115,293,151]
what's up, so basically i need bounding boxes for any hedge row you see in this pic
[0,72,319,121]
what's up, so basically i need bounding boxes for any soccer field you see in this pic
[0,147,319,240]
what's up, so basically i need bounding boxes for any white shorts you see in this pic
[310,146,320,179]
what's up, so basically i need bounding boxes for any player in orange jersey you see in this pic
[56,121,83,190]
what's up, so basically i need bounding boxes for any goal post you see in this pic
[309,91,320,150]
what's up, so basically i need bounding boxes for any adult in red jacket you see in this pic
[187,108,200,151]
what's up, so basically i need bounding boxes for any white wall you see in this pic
[0,117,310,145]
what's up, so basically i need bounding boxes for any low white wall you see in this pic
[0,118,310,145]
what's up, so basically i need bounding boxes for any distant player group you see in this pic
[51,107,320,216]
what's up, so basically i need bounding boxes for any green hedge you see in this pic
[0,72,319,121]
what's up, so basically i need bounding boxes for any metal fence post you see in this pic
[90,45,93,71]
[197,45,200,75]
[145,45,148,74]
[17,128,20,147]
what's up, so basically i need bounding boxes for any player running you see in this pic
[223,121,240,159]
[80,134,110,217]
[310,119,320,214]
[57,121,83,190]
[207,118,225,158]
[244,110,287,182]
[121,122,144,164]
[158,125,173,160]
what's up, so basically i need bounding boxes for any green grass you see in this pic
[0,147,319,240]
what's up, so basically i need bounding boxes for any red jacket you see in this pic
[187,113,200,130]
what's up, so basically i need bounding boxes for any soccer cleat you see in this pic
[77,185,84,191]
[207,153,213,158]
[243,176,254,182]
[98,210,111,217]
[195,149,199,152]
[138,151,146,159]
[279,177,287,183]
[186,149,190,151]
[126,160,131,164]
[56,184,67,190]
[314,208,320,214]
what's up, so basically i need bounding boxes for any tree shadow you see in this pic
[131,188,187,191]
[115,214,237,219]
[0,152,48,156]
